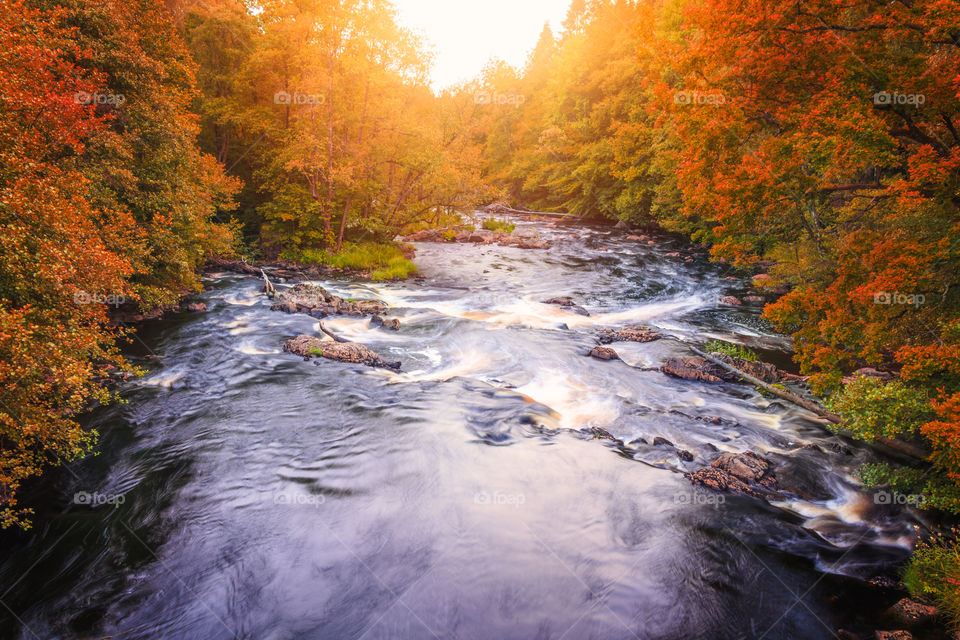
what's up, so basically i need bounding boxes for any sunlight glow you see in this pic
[392,0,571,90]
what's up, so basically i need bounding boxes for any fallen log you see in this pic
[317,321,348,343]
[688,346,928,461]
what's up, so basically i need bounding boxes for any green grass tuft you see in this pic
[295,242,417,280]
[482,218,515,233]
[704,339,758,361]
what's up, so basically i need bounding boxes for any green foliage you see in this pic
[441,230,457,241]
[294,242,417,281]
[481,219,515,233]
[904,530,960,625]
[403,210,469,234]
[827,377,934,442]
[705,339,758,362]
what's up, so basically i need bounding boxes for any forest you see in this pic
[2,0,959,637]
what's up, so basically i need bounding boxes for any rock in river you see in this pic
[661,354,783,384]
[587,346,619,360]
[283,335,400,370]
[597,325,662,344]
[271,283,386,318]
[685,451,779,498]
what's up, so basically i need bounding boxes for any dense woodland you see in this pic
[2,0,960,621]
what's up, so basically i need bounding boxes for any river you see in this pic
[0,218,920,639]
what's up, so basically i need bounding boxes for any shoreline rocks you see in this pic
[284,335,400,370]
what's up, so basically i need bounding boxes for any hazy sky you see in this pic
[392,0,571,90]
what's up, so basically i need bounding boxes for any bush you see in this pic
[904,530,960,624]
[704,339,758,362]
[295,242,417,281]
[482,218,515,233]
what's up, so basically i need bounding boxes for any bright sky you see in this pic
[392,0,571,91]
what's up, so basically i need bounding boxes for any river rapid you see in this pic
[0,218,922,639]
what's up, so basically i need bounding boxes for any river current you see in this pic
[0,218,920,639]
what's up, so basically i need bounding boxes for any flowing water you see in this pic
[0,219,921,639]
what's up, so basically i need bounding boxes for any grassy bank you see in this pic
[294,242,417,281]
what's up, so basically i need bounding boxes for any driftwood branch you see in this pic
[260,269,276,299]
[317,321,348,343]
[689,346,928,460]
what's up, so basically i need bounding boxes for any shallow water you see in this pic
[0,219,919,639]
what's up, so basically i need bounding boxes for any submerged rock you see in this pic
[283,335,400,370]
[543,296,590,316]
[685,451,779,498]
[597,325,662,344]
[370,314,401,330]
[271,283,386,318]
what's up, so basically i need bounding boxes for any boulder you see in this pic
[283,335,400,370]
[653,437,674,447]
[184,302,206,312]
[588,346,619,361]
[685,451,778,498]
[271,283,386,318]
[719,296,742,305]
[597,325,662,344]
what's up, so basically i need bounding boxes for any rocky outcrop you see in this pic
[404,227,551,249]
[544,297,590,316]
[662,354,784,384]
[597,325,662,344]
[283,335,400,370]
[587,346,619,360]
[271,283,386,318]
[685,451,778,498]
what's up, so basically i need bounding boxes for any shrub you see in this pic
[904,530,960,625]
